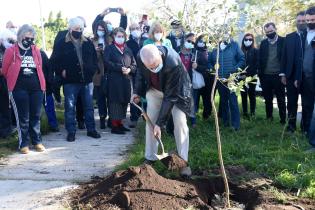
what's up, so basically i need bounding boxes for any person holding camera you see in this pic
[104,27,136,135]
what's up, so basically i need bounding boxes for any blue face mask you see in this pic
[97,30,105,37]
[150,62,163,73]
[107,24,113,32]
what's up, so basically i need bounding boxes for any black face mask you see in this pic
[72,31,82,39]
[307,23,315,30]
[22,38,34,48]
[266,32,276,39]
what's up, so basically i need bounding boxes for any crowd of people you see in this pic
[0,6,315,175]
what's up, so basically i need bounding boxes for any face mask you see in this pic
[72,31,82,39]
[115,37,125,45]
[184,41,194,49]
[307,23,315,30]
[154,33,163,41]
[197,42,205,48]
[107,24,113,32]
[220,42,227,50]
[297,23,307,32]
[244,40,253,47]
[9,28,17,35]
[150,62,163,73]
[22,38,34,48]
[97,30,105,37]
[3,40,13,49]
[131,30,141,38]
[266,32,276,39]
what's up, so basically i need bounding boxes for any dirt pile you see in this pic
[71,164,211,210]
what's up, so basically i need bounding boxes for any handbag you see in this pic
[191,50,205,89]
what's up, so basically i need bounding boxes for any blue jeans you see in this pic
[309,100,315,148]
[11,90,43,148]
[95,86,108,118]
[44,94,58,129]
[63,83,96,133]
[217,82,240,130]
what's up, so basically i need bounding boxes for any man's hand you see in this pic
[153,125,161,139]
[122,67,131,75]
[281,76,287,85]
[192,62,198,69]
[62,70,66,78]
[132,94,140,103]
[294,80,299,88]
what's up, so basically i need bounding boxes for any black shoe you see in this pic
[107,119,112,128]
[143,159,156,165]
[280,119,286,125]
[100,117,106,129]
[78,121,86,130]
[286,126,296,133]
[111,127,125,135]
[67,133,76,142]
[87,130,101,138]
[49,126,60,132]
[120,126,130,132]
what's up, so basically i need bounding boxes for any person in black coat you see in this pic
[53,17,101,142]
[280,11,307,132]
[240,33,259,117]
[166,20,185,53]
[132,44,193,176]
[104,27,136,135]
[259,22,286,124]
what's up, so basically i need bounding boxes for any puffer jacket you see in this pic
[135,46,194,127]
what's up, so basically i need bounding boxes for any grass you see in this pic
[117,97,315,200]
[0,106,64,158]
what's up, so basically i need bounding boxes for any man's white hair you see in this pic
[140,44,161,65]
[68,17,84,30]
[0,28,17,42]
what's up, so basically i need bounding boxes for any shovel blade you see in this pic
[154,152,169,160]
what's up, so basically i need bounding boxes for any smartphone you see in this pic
[98,43,104,49]
[109,8,119,13]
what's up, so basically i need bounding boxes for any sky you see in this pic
[0,0,153,33]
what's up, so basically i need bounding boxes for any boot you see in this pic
[100,117,106,129]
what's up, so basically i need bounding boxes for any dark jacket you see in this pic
[104,44,136,104]
[40,50,54,95]
[243,47,259,76]
[53,34,98,84]
[126,35,141,58]
[208,40,245,79]
[194,48,213,87]
[280,32,304,81]
[92,14,127,33]
[166,35,184,53]
[259,36,284,76]
[135,46,194,127]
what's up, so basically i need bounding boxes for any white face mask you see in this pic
[244,40,253,47]
[115,37,125,45]
[154,33,163,41]
[97,30,105,37]
[184,41,194,49]
[197,42,205,48]
[149,62,163,73]
[3,40,13,49]
[131,30,141,38]
[220,42,227,50]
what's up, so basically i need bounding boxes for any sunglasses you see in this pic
[244,39,253,41]
[186,40,195,44]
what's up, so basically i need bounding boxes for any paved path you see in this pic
[0,119,134,210]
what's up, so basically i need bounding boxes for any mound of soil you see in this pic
[71,164,211,210]
[160,153,187,170]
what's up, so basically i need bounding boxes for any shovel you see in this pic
[131,102,169,160]
[131,102,188,171]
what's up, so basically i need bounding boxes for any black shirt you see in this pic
[14,48,41,91]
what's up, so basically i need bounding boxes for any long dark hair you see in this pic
[241,33,256,52]
[93,20,112,45]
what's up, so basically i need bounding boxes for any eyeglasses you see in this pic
[244,39,253,41]
[130,27,141,31]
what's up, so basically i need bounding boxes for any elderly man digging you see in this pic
[132,44,194,176]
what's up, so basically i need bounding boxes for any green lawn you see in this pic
[118,97,315,200]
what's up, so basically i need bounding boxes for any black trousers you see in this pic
[260,74,286,123]
[0,77,12,137]
[286,79,299,130]
[301,75,315,133]
[240,82,256,115]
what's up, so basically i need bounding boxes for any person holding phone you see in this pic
[92,7,127,34]
[104,27,136,135]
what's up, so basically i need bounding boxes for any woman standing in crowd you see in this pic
[1,24,46,154]
[143,21,172,48]
[240,33,259,118]
[104,27,136,135]
[92,20,112,129]
[179,33,196,126]
[194,35,214,122]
